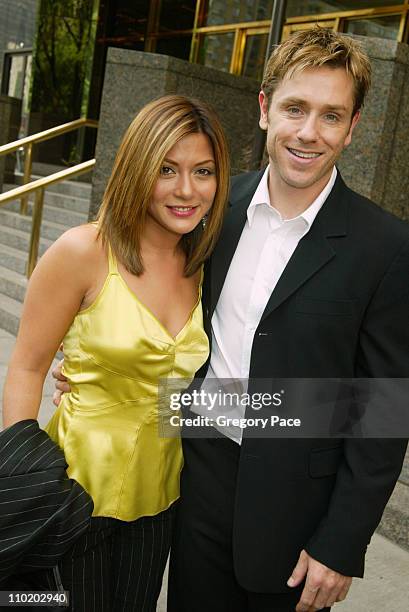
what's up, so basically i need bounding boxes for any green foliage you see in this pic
[31,0,97,119]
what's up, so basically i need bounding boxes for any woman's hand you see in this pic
[52,358,71,406]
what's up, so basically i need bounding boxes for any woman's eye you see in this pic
[196,168,214,176]
[160,166,175,175]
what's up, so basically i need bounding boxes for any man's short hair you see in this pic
[261,27,372,116]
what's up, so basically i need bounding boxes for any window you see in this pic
[197,32,235,73]
[286,0,404,18]
[344,14,401,40]
[203,0,275,26]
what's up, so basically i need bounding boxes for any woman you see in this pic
[2,94,230,611]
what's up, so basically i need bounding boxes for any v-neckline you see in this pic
[116,267,203,341]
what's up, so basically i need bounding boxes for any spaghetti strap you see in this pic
[90,221,118,275]
[107,243,119,274]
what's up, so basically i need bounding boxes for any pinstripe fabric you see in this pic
[58,506,174,611]
[0,420,93,586]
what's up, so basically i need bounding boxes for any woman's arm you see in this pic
[2,225,98,428]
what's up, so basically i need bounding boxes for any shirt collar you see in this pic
[247,166,270,227]
[300,166,337,229]
[247,165,338,229]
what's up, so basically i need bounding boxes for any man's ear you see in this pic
[259,91,269,131]
[344,110,360,147]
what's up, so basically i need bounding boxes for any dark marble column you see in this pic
[89,49,260,218]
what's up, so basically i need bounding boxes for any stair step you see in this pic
[0,225,53,261]
[14,172,92,199]
[0,292,23,336]
[0,265,27,302]
[0,202,88,228]
[46,190,89,215]
[0,243,28,275]
[0,208,70,243]
[2,187,90,215]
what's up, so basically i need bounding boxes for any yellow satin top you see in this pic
[45,245,209,521]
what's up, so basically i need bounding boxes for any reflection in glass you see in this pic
[197,33,235,73]
[242,34,268,81]
[156,36,193,60]
[110,0,150,49]
[159,0,196,32]
[0,0,37,51]
[282,21,335,41]
[30,0,99,164]
[344,15,401,41]
[204,0,275,27]
[8,56,26,99]
[286,0,403,18]
[21,56,32,137]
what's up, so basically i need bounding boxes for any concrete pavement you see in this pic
[0,326,408,611]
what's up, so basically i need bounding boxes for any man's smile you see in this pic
[287,147,322,159]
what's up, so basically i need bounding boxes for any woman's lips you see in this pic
[166,205,198,217]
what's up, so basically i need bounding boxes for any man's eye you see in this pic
[287,107,302,115]
[325,113,339,122]
[160,166,175,175]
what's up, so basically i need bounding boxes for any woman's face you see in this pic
[147,132,217,239]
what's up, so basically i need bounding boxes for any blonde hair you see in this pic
[262,27,372,116]
[97,95,230,276]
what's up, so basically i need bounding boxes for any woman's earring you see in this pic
[201,214,208,229]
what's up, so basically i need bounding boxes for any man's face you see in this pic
[259,66,360,193]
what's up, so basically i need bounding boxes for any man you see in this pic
[166,28,409,612]
[53,28,408,612]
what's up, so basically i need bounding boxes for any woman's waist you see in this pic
[62,371,194,407]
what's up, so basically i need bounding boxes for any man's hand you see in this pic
[51,358,71,406]
[288,550,352,611]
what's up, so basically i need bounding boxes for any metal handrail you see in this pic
[0,159,95,278]
[0,119,98,156]
[0,118,98,213]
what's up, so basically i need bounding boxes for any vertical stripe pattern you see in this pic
[0,420,93,584]
[58,507,174,611]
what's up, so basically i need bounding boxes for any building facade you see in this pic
[1,0,409,161]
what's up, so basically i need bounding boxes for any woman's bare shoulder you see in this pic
[45,223,104,264]
[53,223,100,251]
[34,223,107,289]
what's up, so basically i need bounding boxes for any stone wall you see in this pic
[338,37,409,221]
[89,49,260,218]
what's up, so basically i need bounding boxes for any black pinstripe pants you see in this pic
[58,506,174,612]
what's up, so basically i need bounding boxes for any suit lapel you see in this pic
[260,218,335,321]
[209,171,264,314]
[208,169,350,320]
[260,172,349,321]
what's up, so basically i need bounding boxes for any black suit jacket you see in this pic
[0,420,93,587]
[198,169,409,591]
